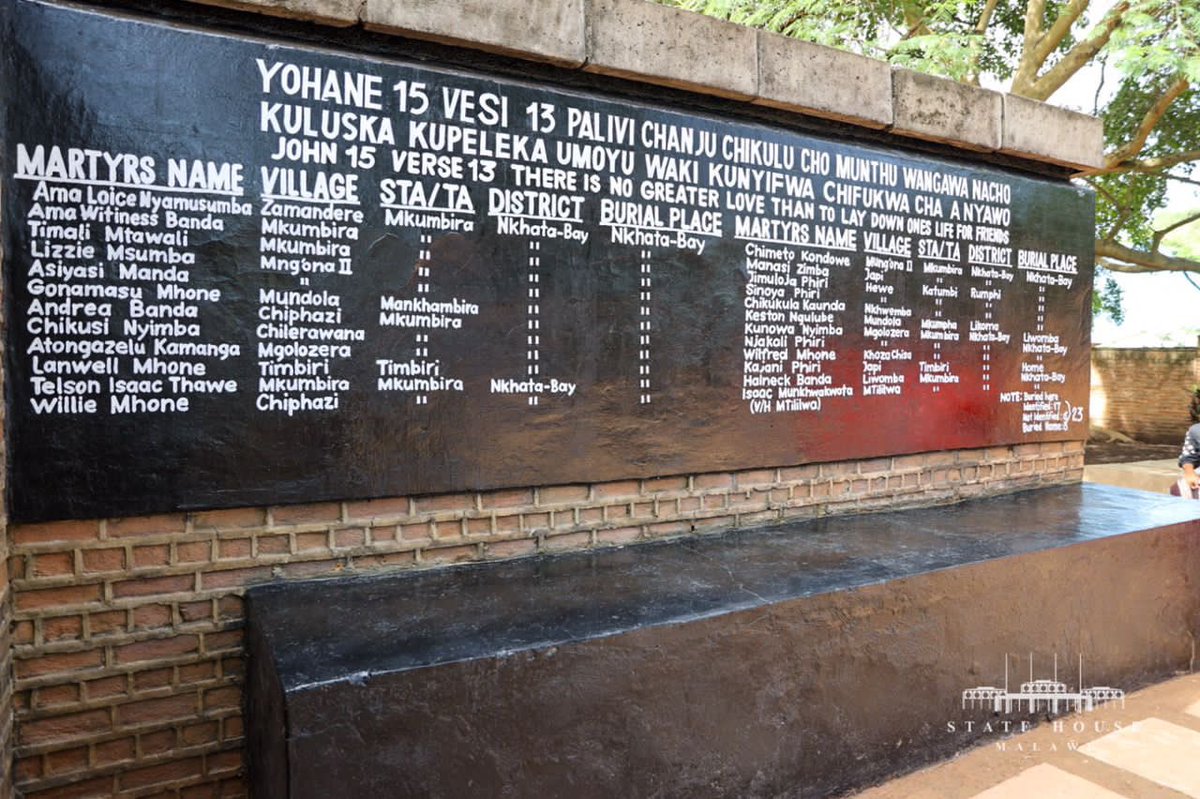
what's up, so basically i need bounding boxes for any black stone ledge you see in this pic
[247,483,1200,693]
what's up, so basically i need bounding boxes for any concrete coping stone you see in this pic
[1002,93,1106,170]
[754,30,892,130]
[891,68,1003,153]
[179,0,1103,168]
[584,0,757,101]
[362,0,587,68]
[184,0,360,27]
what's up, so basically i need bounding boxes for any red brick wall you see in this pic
[3,443,1083,798]
[2,201,13,799]
[1090,347,1200,444]
[2,528,12,799]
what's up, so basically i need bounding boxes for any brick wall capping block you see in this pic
[246,484,1200,797]
[891,68,1002,152]
[184,0,360,26]
[584,0,757,101]
[362,0,587,67]
[754,31,892,129]
[1002,93,1105,170]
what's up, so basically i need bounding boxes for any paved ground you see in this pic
[1085,441,1181,465]
[851,671,1200,798]
[1083,459,1181,494]
[1083,440,1185,494]
[854,442,1200,798]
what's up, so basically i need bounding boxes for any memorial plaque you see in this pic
[0,0,1094,522]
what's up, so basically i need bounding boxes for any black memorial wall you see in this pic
[1,0,1094,521]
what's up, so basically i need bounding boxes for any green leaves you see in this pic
[1092,267,1126,323]
[667,0,892,52]
[888,32,986,79]
[1108,0,1200,82]
[656,0,1200,284]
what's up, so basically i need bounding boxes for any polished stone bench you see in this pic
[245,484,1200,798]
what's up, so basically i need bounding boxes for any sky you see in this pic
[1091,271,1200,347]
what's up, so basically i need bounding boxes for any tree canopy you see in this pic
[656,0,1200,289]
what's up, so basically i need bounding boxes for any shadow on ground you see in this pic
[1085,440,1180,464]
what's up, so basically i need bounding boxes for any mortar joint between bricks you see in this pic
[98,519,108,541]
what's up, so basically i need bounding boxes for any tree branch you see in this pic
[1163,173,1200,189]
[899,0,932,39]
[1083,175,1120,207]
[1097,239,1200,272]
[975,0,999,35]
[1021,1,1129,100]
[1032,0,1089,65]
[967,0,1001,84]
[1152,209,1200,250]
[1106,206,1136,242]
[1012,0,1048,94]
[1082,177,1136,240]
[1106,148,1200,175]
[1105,76,1191,166]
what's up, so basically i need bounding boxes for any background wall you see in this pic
[0,0,1101,796]
[1091,347,1200,444]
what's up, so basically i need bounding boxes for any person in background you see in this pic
[1179,422,1200,492]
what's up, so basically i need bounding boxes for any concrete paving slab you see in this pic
[853,672,1200,799]
[1079,717,1200,797]
[970,763,1129,799]
[1083,459,1181,495]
